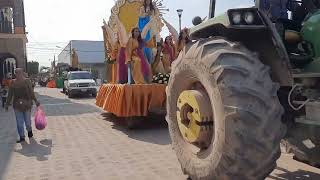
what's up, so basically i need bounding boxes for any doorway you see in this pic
[0,54,16,84]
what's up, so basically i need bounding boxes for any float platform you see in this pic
[96,84,166,117]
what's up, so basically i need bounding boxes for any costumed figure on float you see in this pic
[162,35,176,72]
[102,0,164,84]
[126,27,156,84]
[152,18,189,84]
[97,0,189,128]
[102,20,119,84]
[138,0,157,64]
[177,28,191,54]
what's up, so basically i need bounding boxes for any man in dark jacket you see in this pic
[257,0,290,20]
[257,0,302,31]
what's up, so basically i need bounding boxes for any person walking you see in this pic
[5,68,40,143]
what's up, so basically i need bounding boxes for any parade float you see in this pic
[96,0,179,128]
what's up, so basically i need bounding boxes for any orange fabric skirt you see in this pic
[96,84,166,117]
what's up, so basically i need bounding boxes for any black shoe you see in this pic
[16,138,25,143]
[28,131,33,138]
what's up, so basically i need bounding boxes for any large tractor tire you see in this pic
[166,38,285,180]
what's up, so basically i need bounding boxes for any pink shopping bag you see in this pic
[34,107,47,130]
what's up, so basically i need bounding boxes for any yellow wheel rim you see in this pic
[177,90,213,146]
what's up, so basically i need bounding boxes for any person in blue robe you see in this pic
[138,0,155,64]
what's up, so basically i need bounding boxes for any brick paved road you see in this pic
[0,87,319,180]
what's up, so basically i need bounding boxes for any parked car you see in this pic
[63,71,97,98]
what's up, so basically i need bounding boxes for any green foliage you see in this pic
[27,61,39,75]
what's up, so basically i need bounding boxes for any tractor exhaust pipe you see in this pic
[209,0,215,18]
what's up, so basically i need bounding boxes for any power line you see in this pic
[28,43,67,46]
[27,47,104,52]
[27,38,68,46]
[28,41,67,43]
[27,45,66,48]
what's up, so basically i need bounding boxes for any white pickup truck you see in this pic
[63,71,97,98]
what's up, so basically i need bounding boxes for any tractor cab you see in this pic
[191,0,320,82]
[263,0,320,69]
[202,0,320,70]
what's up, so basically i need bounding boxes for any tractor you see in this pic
[166,0,320,179]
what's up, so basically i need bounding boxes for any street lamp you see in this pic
[177,9,183,32]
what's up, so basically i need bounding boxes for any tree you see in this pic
[27,61,39,75]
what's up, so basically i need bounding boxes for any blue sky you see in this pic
[25,0,254,67]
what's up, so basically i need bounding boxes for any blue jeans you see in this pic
[14,110,32,138]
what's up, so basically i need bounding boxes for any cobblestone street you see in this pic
[0,87,320,180]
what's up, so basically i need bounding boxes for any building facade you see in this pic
[0,0,27,82]
[57,40,107,82]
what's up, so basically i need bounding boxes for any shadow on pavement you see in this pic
[14,138,53,161]
[69,94,96,100]
[0,144,15,180]
[57,88,97,100]
[269,167,320,180]
[0,109,16,180]
[34,93,101,116]
[101,113,171,145]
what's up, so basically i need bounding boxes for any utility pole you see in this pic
[53,54,56,74]
[70,41,72,65]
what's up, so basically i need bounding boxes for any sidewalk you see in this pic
[0,88,185,180]
[0,107,17,180]
[2,87,320,180]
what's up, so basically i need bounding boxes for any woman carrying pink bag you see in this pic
[5,68,41,143]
